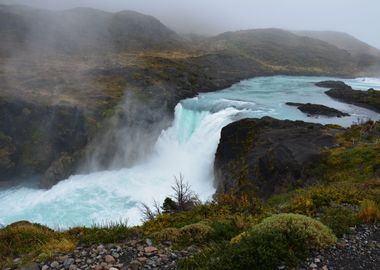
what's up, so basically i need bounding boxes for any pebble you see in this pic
[144,246,158,254]
[104,255,115,263]
[69,265,77,270]
[146,239,153,246]
[50,261,60,268]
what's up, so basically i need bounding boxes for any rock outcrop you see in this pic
[315,81,353,89]
[286,102,350,117]
[316,81,380,113]
[214,117,336,199]
[0,98,89,187]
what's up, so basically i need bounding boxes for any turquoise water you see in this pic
[0,76,379,228]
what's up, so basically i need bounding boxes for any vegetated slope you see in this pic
[0,4,184,56]
[208,28,359,75]
[294,30,380,57]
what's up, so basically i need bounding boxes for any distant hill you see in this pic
[208,28,358,74]
[0,5,184,56]
[294,30,380,57]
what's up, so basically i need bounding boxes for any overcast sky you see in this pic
[1,0,379,48]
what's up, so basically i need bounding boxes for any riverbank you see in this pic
[1,120,379,269]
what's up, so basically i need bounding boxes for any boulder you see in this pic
[214,117,336,199]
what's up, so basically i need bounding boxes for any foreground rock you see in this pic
[316,81,380,113]
[214,117,336,199]
[286,102,350,117]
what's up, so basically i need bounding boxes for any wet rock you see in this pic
[316,80,380,113]
[286,102,350,117]
[315,81,352,89]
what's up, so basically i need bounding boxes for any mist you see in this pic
[1,0,379,48]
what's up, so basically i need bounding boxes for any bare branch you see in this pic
[139,202,156,222]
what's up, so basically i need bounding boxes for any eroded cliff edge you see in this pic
[214,117,337,199]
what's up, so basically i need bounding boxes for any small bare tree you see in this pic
[171,174,200,211]
[139,174,200,221]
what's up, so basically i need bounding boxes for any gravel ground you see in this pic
[279,224,380,270]
[9,224,379,270]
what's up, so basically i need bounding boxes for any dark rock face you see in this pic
[315,81,380,113]
[325,88,380,113]
[214,117,336,199]
[42,151,83,188]
[315,80,352,89]
[286,102,350,117]
[0,98,88,187]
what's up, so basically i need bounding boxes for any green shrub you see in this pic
[253,214,336,249]
[179,214,336,270]
[209,220,241,242]
[320,206,358,236]
[151,227,181,242]
[179,222,212,244]
[0,221,75,268]
[288,183,364,215]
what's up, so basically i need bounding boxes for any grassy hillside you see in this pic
[295,30,380,57]
[209,29,357,74]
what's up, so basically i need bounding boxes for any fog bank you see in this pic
[1,0,379,49]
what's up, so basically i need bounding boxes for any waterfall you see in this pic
[0,101,241,228]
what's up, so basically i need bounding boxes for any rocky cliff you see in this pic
[0,97,88,186]
[214,117,336,199]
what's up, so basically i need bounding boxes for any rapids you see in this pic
[1,76,379,228]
